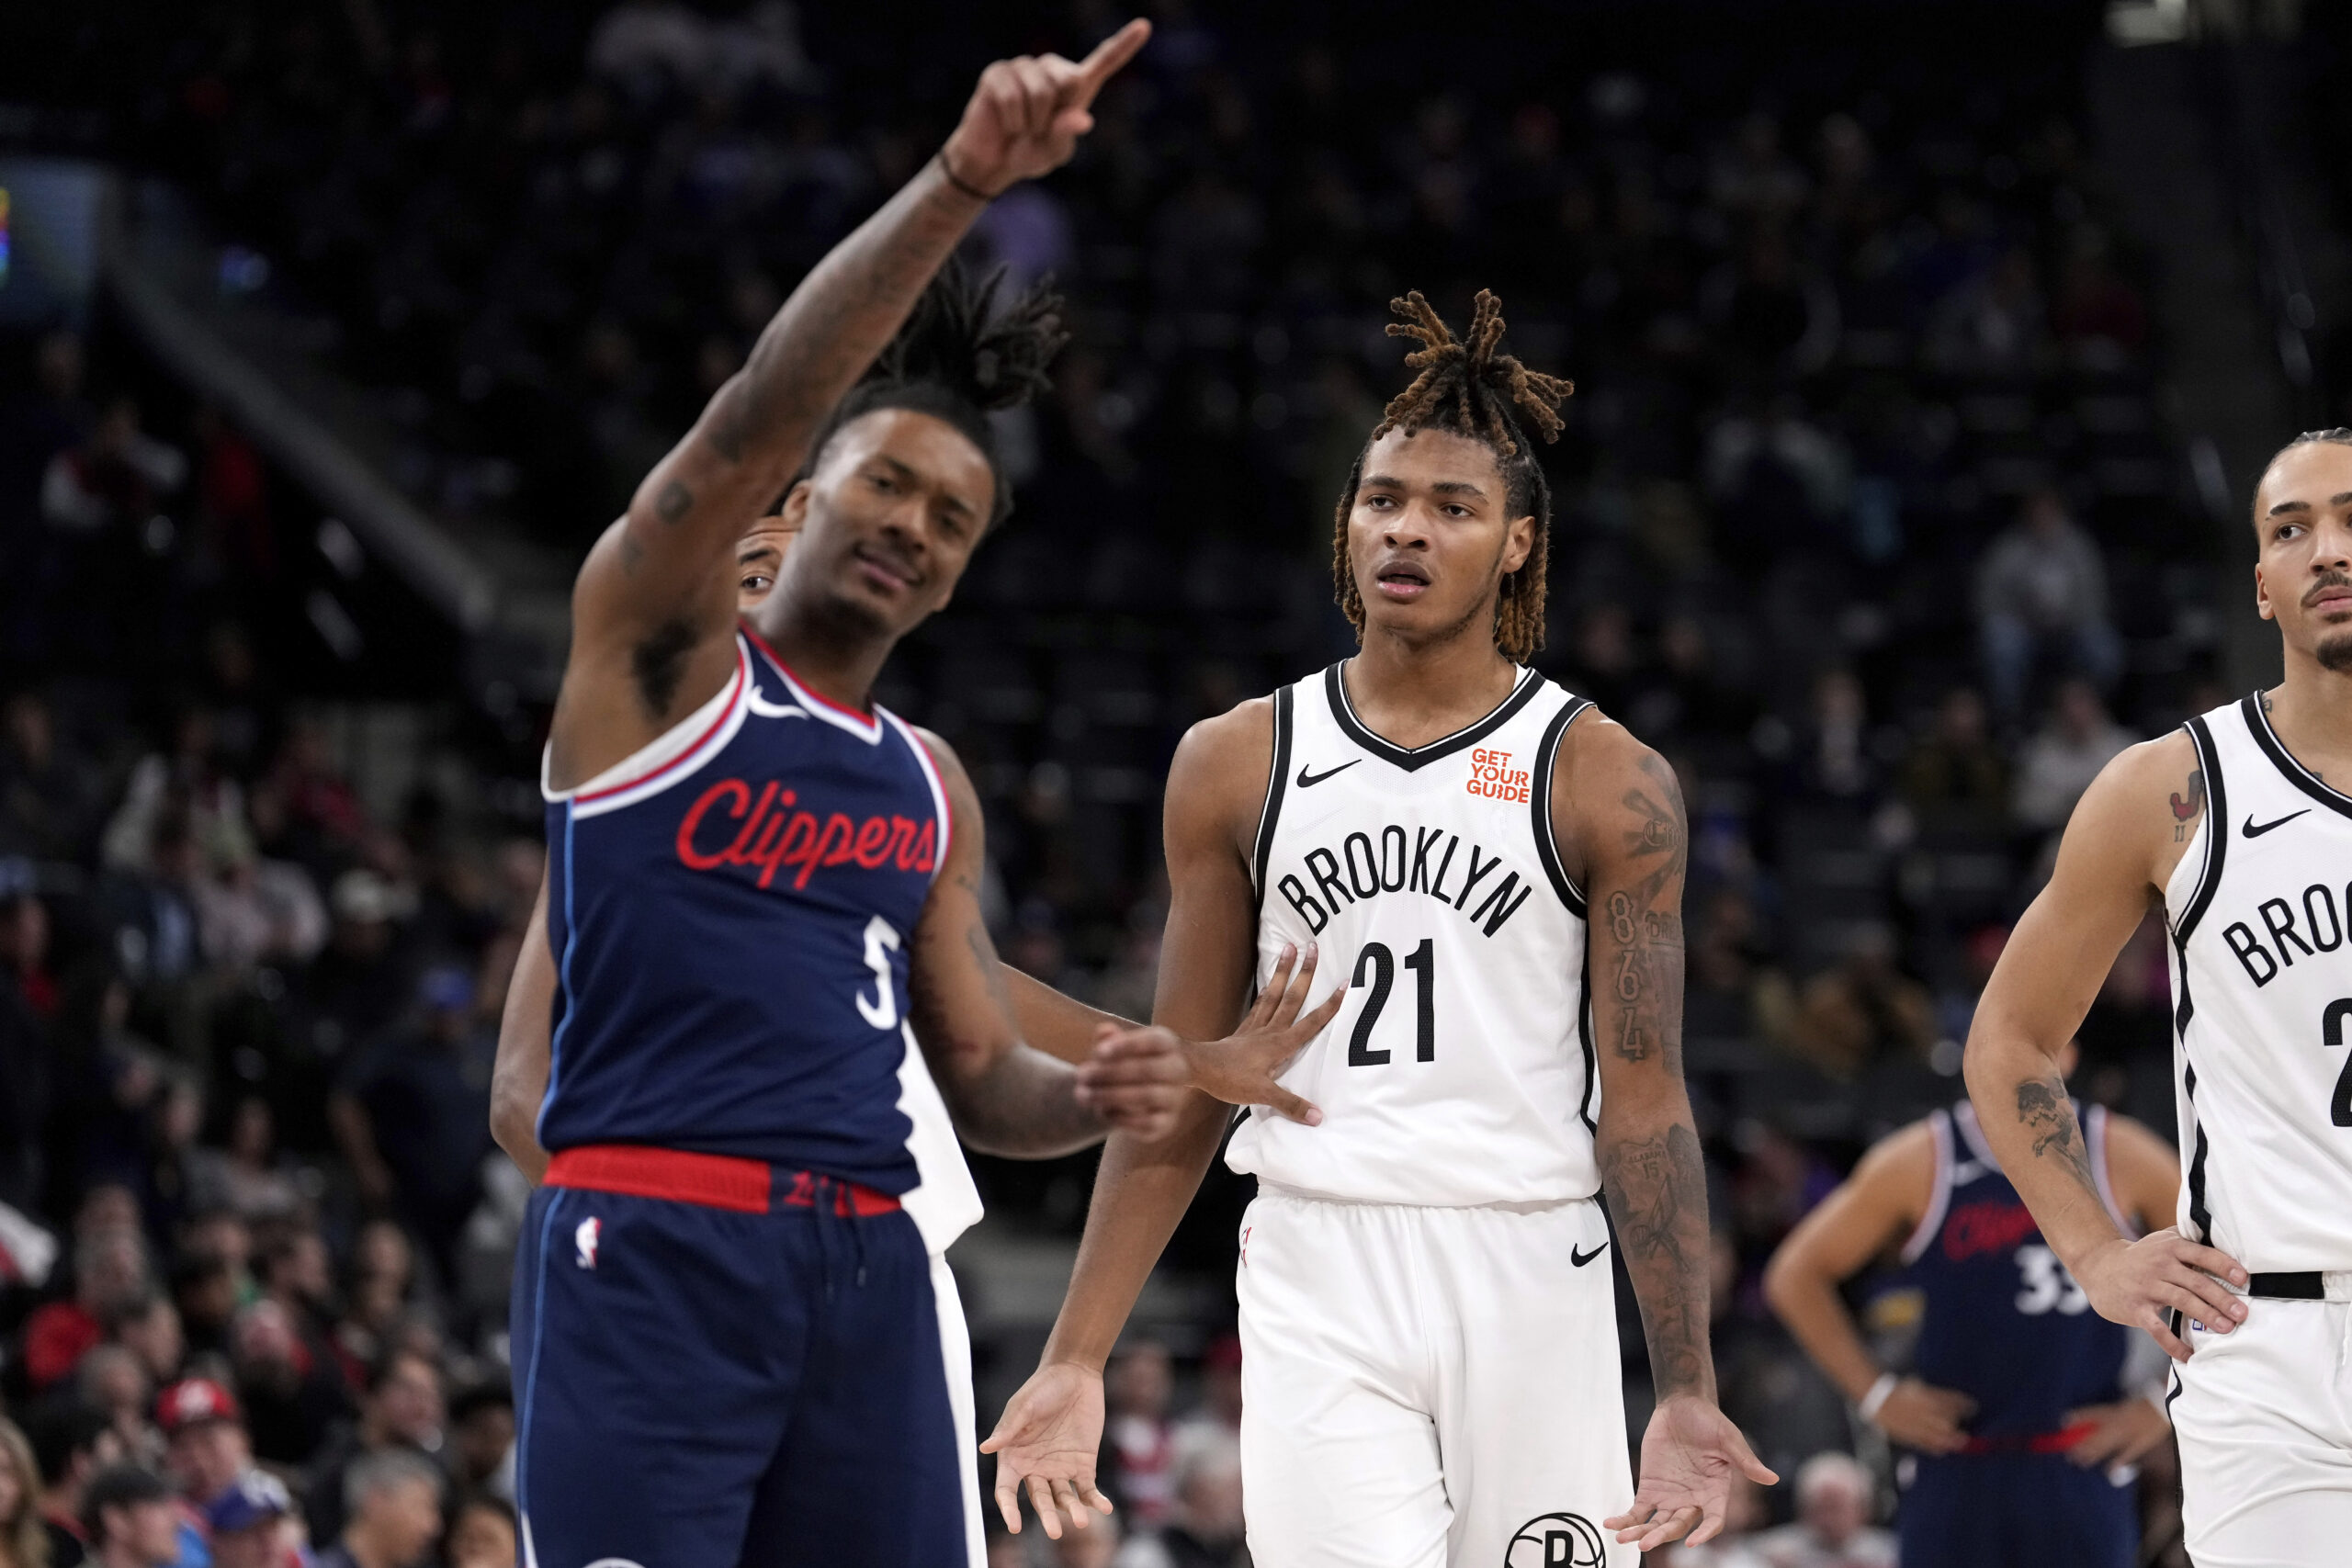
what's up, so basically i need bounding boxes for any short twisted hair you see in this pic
[1332,289,1573,663]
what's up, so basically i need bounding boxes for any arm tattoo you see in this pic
[2014,1073,2101,1201]
[1598,753,1688,1066]
[2170,767,2203,843]
[653,479,694,526]
[1600,1122,1713,1399]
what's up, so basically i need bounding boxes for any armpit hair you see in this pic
[630,617,701,716]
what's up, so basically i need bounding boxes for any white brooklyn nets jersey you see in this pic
[1226,662,1600,1208]
[2167,694,2352,1271]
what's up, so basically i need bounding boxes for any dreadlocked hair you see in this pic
[799,257,1069,526]
[1331,289,1574,663]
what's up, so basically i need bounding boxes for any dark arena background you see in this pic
[0,0,2337,1563]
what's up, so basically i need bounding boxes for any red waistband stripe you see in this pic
[543,1145,900,1217]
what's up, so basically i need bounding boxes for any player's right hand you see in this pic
[1869,1378,1977,1455]
[940,19,1150,197]
[2074,1226,2249,1361]
[978,1360,1112,1540]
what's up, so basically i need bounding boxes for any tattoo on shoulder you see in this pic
[2015,1076,2099,1197]
[2170,767,2204,842]
[655,479,694,526]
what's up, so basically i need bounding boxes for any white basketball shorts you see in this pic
[1236,1187,1637,1568]
[2172,1277,2352,1567]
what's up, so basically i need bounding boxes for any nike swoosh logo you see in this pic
[1570,1241,1608,1268]
[2244,809,2312,839]
[1296,760,1362,788]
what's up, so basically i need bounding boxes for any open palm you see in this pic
[978,1360,1112,1540]
[1608,1394,1778,1550]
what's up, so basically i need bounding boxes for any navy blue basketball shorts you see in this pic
[1898,1449,2137,1568]
[511,1146,967,1568]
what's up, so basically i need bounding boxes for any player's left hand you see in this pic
[1607,1393,1779,1551]
[2061,1396,2172,1471]
[1070,1022,1190,1141]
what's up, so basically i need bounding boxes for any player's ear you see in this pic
[2255,560,2276,622]
[1501,513,1535,576]
[779,479,815,528]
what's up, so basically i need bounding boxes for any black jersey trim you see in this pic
[1321,662,1544,773]
[1576,937,1600,1135]
[1532,695,1594,919]
[2175,716,2229,944]
[1250,684,1295,901]
[2242,693,2352,823]
[2182,1056,2213,1244]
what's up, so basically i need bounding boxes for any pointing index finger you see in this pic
[1071,18,1151,100]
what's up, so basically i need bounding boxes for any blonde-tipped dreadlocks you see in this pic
[1332,288,1574,663]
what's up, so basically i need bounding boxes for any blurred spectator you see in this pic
[28,1404,126,1568]
[303,1348,446,1548]
[1102,1341,1176,1527]
[74,1348,152,1458]
[1775,928,1936,1085]
[186,1100,303,1224]
[0,892,50,1212]
[445,1380,513,1502]
[76,1466,180,1568]
[155,1378,251,1515]
[443,1495,514,1568]
[106,1292,184,1390]
[328,962,498,1280]
[1896,687,2008,825]
[1124,1429,1249,1568]
[2012,678,2136,831]
[170,1252,238,1360]
[1974,490,2121,721]
[198,1472,293,1568]
[311,1450,442,1568]
[0,695,107,861]
[1925,245,2047,375]
[290,873,413,1074]
[0,1417,47,1568]
[1177,1336,1243,1443]
[230,1298,353,1468]
[1751,1452,1895,1568]
[23,1229,151,1392]
[40,400,187,536]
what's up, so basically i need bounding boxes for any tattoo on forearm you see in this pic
[2170,767,2203,843]
[1600,1122,1713,1398]
[1598,753,1688,1066]
[2014,1074,2100,1201]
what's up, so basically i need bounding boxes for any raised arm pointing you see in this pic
[548,20,1151,793]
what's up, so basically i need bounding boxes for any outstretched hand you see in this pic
[1607,1394,1778,1551]
[978,1360,1112,1540]
[942,19,1151,197]
[1076,941,1343,1127]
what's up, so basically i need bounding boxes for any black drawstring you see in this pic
[808,1177,872,1297]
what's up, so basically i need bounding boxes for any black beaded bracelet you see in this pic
[936,152,999,203]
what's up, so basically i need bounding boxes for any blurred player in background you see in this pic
[1765,1038,2177,1566]
[987,291,1772,1564]
[1967,428,2352,1565]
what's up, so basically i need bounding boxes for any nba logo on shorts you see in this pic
[575,1216,602,1269]
[1505,1513,1605,1567]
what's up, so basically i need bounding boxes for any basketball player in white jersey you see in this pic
[984,291,1773,1564]
[1966,427,2352,1564]
[490,517,1337,1568]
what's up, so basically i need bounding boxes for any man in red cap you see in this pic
[154,1378,252,1568]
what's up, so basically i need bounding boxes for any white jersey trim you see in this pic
[542,640,752,817]
[747,626,887,745]
[881,709,955,885]
[1899,1109,1957,1266]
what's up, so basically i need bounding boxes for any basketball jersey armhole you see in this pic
[544,639,752,814]
[1250,684,1295,903]
[1899,1110,1956,1265]
[882,710,955,886]
[2167,715,2229,942]
[1531,692,1595,918]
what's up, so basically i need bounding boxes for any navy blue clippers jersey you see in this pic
[1894,1100,2133,1436]
[537,628,950,1190]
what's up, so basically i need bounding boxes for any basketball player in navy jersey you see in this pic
[493,515,1335,1568]
[504,25,1225,1568]
[1967,429,2352,1565]
[1764,1039,2177,1566]
[987,293,1773,1562]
